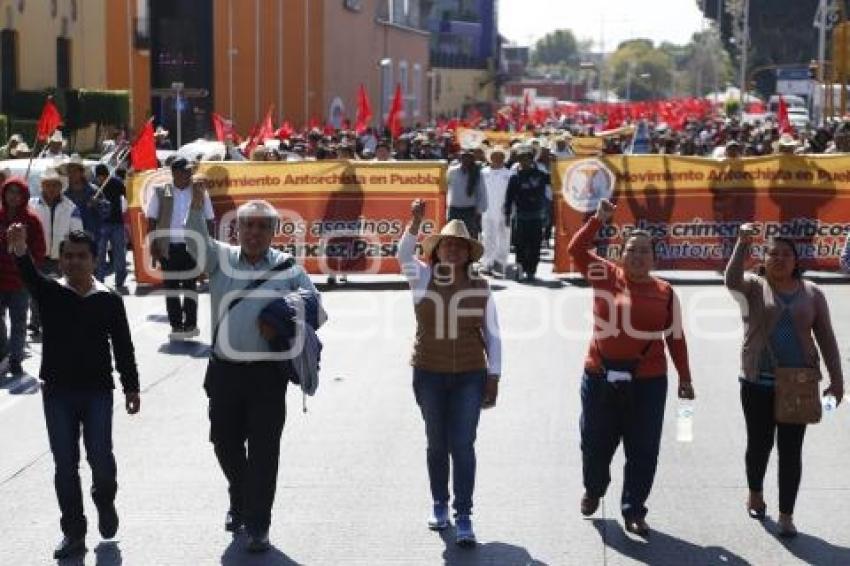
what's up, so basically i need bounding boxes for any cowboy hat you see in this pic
[777,133,800,147]
[40,167,67,186]
[56,154,86,175]
[420,220,484,263]
[10,142,31,157]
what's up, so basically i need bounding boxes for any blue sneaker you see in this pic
[427,502,450,531]
[455,515,476,546]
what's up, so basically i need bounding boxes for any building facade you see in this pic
[423,0,499,117]
[1,0,429,144]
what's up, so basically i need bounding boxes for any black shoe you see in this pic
[98,502,119,539]
[53,535,86,559]
[581,493,600,516]
[225,510,243,533]
[247,532,270,553]
[9,361,23,376]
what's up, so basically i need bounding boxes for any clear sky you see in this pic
[498,0,708,51]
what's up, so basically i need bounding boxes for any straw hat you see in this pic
[40,167,67,187]
[777,133,800,147]
[420,220,484,262]
[10,142,31,156]
[56,153,86,175]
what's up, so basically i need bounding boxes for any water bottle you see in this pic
[822,395,838,413]
[676,401,694,443]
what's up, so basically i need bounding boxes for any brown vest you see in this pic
[411,272,489,374]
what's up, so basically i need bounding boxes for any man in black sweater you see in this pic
[6,224,140,560]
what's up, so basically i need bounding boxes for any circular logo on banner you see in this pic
[458,129,486,148]
[562,159,616,213]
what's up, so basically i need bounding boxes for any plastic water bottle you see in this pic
[676,401,694,443]
[823,395,838,413]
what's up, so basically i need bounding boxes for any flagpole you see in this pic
[23,138,41,180]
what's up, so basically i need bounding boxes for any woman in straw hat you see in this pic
[397,199,502,547]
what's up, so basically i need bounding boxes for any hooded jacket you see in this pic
[0,178,47,291]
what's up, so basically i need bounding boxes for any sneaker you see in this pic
[97,502,119,539]
[246,532,270,553]
[455,515,476,547]
[182,326,200,339]
[169,326,186,341]
[225,510,243,533]
[53,535,86,559]
[427,502,450,531]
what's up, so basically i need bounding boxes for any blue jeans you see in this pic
[413,368,486,516]
[0,289,29,364]
[580,374,667,520]
[96,223,128,286]
[43,389,117,538]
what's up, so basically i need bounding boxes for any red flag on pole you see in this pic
[36,97,63,141]
[777,95,792,133]
[386,84,404,138]
[130,119,159,171]
[355,84,373,134]
[275,121,294,140]
[244,105,275,157]
[211,112,237,142]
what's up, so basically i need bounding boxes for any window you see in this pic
[399,61,409,116]
[381,61,393,116]
[412,64,422,117]
[56,36,71,88]
[1,29,18,114]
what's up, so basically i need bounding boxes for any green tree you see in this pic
[606,39,674,100]
[698,0,821,96]
[532,29,580,66]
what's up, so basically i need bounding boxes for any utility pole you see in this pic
[739,0,749,108]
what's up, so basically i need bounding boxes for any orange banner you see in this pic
[570,137,605,156]
[128,161,447,284]
[553,155,850,272]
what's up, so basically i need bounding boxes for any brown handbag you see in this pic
[774,367,822,424]
[767,288,822,425]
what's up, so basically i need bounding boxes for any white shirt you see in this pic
[145,184,215,243]
[481,166,514,220]
[397,231,502,376]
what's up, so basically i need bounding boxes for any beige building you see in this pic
[0,0,109,109]
[431,67,495,118]
[1,0,431,143]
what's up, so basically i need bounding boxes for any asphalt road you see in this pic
[1,254,849,565]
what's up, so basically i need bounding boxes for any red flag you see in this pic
[211,112,237,142]
[777,95,792,133]
[244,105,275,157]
[130,119,158,171]
[275,121,294,140]
[386,84,404,138]
[355,84,373,134]
[36,97,63,141]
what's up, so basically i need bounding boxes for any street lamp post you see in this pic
[739,0,750,110]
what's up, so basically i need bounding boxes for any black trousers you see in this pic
[740,381,807,515]
[515,218,544,276]
[160,244,198,329]
[205,358,288,536]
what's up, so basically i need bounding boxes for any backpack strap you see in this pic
[210,257,296,352]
